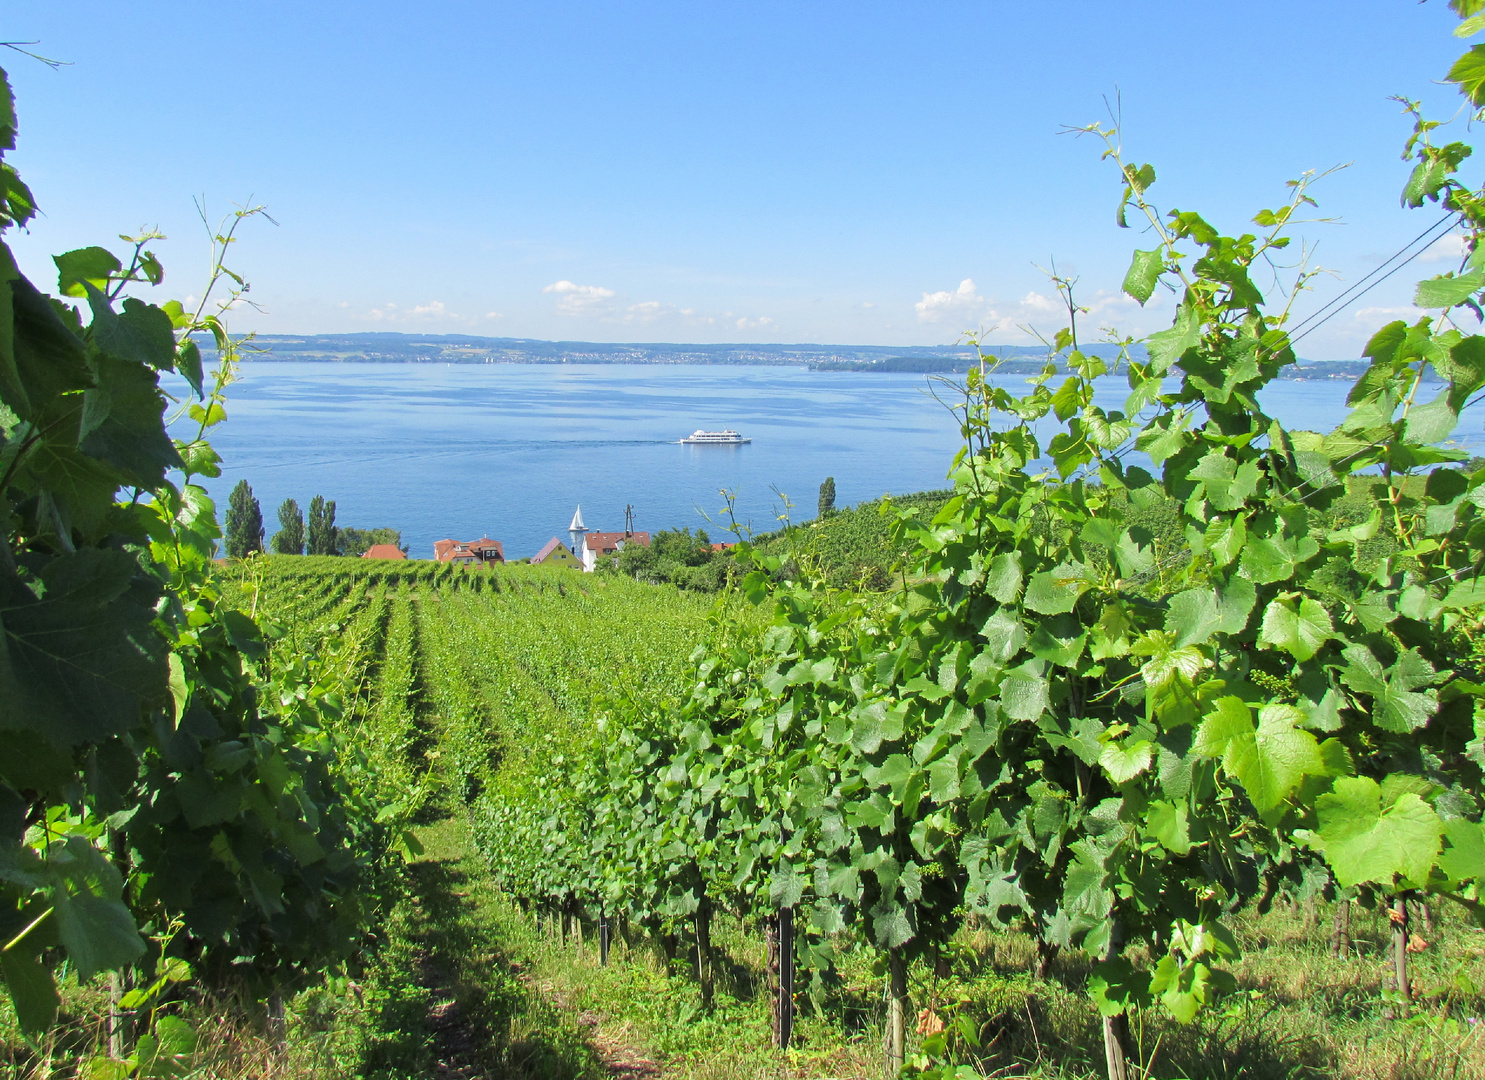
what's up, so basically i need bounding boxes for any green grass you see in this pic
[470,892,1485,1080]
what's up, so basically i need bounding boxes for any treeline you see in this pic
[223,478,404,557]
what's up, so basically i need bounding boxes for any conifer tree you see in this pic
[306,495,339,555]
[273,498,305,555]
[224,480,264,558]
[817,476,836,519]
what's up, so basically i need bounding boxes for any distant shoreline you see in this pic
[219,332,1371,381]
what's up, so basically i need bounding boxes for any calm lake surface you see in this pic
[180,363,1485,561]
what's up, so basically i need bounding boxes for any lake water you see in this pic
[177,363,1485,561]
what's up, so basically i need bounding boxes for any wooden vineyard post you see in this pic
[108,971,123,1060]
[1391,894,1411,1014]
[1331,898,1352,958]
[1101,923,1130,1080]
[766,915,780,1044]
[267,988,287,1054]
[695,903,714,1008]
[600,907,611,966]
[886,949,907,1077]
[773,907,795,1049]
[1102,1013,1131,1080]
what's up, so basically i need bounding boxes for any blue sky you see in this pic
[1,2,1475,358]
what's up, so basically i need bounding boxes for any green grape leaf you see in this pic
[1258,597,1334,662]
[979,608,1027,664]
[999,661,1049,722]
[1415,269,1485,309]
[53,247,121,299]
[0,945,58,1043]
[1149,955,1212,1024]
[983,551,1023,603]
[51,837,145,981]
[175,339,204,398]
[1438,817,1485,884]
[0,550,166,748]
[1404,390,1459,444]
[1146,800,1193,855]
[1195,698,1322,814]
[89,296,176,371]
[849,700,906,754]
[1122,248,1163,305]
[1024,567,1084,615]
[1313,776,1442,887]
[1448,44,1485,106]
[1165,589,1220,648]
[1339,645,1440,733]
[134,1015,196,1079]
[1115,527,1156,577]
[1146,303,1200,374]
[769,865,806,907]
[79,353,182,486]
[1099,738,1153,784]
[1089,956,1151,1017]
[869,897,914,948]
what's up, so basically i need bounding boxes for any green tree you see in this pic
[817,476,835,519]
[224,480,263,558]
[338,526,404,557]
[306,495,339,555]
[272,497,304,555]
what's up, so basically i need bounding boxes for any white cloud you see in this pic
[1353,305,1421,320]
[543,279,617,315]
[366,299,466,324]
[625,300,673,323]
[734,315,775,331]
[913,278,1155,341]
[915,278,987,323]
[486,311,503,320]
[1421,233,1469,264]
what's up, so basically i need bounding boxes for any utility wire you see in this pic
[1287,213,1459,344]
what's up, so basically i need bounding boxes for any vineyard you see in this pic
[12,5,1485,1080]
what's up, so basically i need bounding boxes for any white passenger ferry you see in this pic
[680,429,750,444]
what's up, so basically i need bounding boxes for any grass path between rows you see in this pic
[395,809,662,1080]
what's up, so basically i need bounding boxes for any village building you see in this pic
[532,537,580,567]
[361,543,407,560]
[432,537,505,565]
[566,505,652,572]
[580,530,652,572]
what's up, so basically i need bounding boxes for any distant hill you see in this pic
[215,331,1377,381]
[226,332,978,368]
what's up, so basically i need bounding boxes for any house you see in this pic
[361,544,407,560]
[433,537,505,565]
[532,537,580,567]
[580,530,651,572]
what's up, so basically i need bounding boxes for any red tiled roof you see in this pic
[361,544,407,559]
[710,543,735,551]
[532,537,576,563]
[583,531,651,554]
[433,536,504,562]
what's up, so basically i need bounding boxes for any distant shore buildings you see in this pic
[433,537,505,564]
[425,510,653,569]
[361,543,408,560]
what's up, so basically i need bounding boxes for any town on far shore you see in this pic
[360,504,731,572]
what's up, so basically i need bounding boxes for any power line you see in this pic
[1287,213,1459,344]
